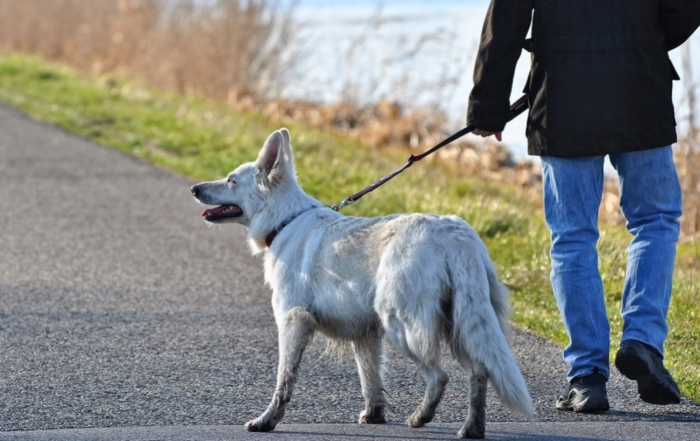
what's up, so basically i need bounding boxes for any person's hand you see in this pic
[473,129,502,142]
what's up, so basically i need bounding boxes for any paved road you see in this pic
[1,422,700,441]
[0,104,698,440]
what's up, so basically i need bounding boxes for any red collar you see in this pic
[264,207,318,248]
[265,224,287,248]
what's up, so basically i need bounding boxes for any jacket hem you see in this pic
[527,135,678,158]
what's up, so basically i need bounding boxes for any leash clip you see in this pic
[331,198,354,211]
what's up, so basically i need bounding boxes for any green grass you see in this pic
[1,53,698,402]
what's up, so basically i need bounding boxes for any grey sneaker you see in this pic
[556,373,610,413]
[615,340,681,405]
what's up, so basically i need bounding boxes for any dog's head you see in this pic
[190,128,297,229]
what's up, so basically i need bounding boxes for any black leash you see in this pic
[330,94,529,211]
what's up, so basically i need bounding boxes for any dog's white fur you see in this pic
[192,129,533,438]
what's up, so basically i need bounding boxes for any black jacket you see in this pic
[468,0,700,157]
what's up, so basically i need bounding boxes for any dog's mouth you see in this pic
[201,204,243,222]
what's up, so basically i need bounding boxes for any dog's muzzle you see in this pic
[191,184,243,223]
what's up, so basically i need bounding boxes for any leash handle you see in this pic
[507,94,529,122]
[331,95,529,211]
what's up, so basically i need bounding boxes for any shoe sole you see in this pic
[615,350,681,405]
[556,398,610,413]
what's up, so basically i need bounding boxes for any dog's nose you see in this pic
[191,185,199,197]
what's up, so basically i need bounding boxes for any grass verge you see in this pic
[0,53,698,402]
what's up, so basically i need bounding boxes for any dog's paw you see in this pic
[244,417,276,432]
[457,425,485,439]
[406,409,434,428]
[358,407,386,424]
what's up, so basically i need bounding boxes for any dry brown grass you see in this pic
[676,44,700,239]
[676,144,700,239]
[0,0,297,100]
[255,97,449,148]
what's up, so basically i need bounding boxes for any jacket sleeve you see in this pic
[467,0,533,131]
[660,0,700,51]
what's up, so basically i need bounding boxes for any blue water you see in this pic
[301,0,471,6]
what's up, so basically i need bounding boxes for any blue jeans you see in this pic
[541,147,682,381]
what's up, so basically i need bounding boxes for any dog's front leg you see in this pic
[245,307,317,432]
[352,333,387,424]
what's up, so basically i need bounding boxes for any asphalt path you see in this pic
[0,104,699,440]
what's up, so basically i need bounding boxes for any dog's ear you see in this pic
[279,128,291,150]
[256,130,290,186]
[278,127,295,169]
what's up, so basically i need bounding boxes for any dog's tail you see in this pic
[450,245,534,419]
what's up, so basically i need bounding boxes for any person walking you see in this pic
[468,0,700,412]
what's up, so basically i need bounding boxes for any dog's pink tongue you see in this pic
[202,206,226,217]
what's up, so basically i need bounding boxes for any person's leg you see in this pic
[609,146,682,354]
[541,155,610,381]
[610,146,682,404]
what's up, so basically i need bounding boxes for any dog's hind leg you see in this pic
[382,315,449,428]
[457,358,488,439]
[406,360,449,428]
[245,307,317,432]
[352,331,387,424]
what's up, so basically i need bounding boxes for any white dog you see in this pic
[191,129,533,439]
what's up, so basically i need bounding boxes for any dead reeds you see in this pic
[0,0,297,101]
[676,43,700,239]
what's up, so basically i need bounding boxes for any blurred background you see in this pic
[0,0,698,235]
